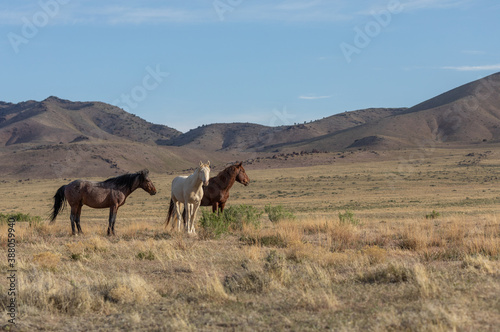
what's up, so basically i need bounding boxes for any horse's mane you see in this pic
[216,165,237,178]
[102,170,148,191]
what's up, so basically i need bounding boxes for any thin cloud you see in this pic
[442,64,500,71]
[0,1,352,25]
[400,0,472,11]
[299,95,332,100]
[358,0,470,15]
[0,0,475,26]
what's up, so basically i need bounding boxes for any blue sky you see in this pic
[1,0,499,132]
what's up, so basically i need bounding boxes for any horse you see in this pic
[50,169,157,236]
[201,162,250,213]
[166,161,210,234]
[188,162,249,215]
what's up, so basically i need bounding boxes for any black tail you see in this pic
[50,185,67,224]
[165,198,174,227]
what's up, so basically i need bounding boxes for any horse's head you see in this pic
[235,162,249,186]
[198,161,211,186]
[138,169,157,195]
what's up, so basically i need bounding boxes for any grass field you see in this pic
[1,148,499,331]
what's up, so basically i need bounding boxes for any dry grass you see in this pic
[1,148,500,330]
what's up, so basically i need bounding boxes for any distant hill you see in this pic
[1,72,500,178]
[0,97,210,178]
[0,96,181,146]
[165,108,406,151]
[274,72,500,152]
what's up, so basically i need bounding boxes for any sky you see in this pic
[1,0,499,132]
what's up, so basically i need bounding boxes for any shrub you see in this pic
[264,250,286,279]
[0,212,42,226]
[425,210,440,219]
[265,204,296,223]
[199,205,262,239]
[338,210,359,225]
[223,271,269,293]
[358,263,412,284]
[136,250,155,261]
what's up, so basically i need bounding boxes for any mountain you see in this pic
[1,72,500,178]
[166,107,406,151]
[0,96,181,146]
[274,72,500,152]
[0,97,217,178]
[164,72,500,152]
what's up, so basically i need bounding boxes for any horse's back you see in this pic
[171,176,188,200]
[65,180,113,208]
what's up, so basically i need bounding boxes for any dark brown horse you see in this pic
[50,170,157,236]
[176,162,249,220]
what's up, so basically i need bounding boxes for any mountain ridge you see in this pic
[1,72,500,178]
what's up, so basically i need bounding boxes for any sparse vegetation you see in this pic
[0,212,41,225]
[136,250,155,260]
[425,209,441,219]
[265,204,296,223]
[199,204,262,238]
[338,210,359,225]
[1,150,499,330]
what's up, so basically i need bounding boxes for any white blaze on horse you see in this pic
[166,161,210,234]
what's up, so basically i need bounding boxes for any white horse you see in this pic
[166,161,210,234]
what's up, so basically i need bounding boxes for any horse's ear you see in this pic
[141,169,149,176]
[238,161,243,167]
[199,161,203,167]
[207,161,210,167]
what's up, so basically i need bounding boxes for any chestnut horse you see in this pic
[178,162,250,220]
[202,162,249,213]
[50,170,156,236]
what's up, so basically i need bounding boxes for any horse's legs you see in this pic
[70,214,76,236]
[185,203,192,233]
[70,204,78,236]
[212,202,218,214]
[75,203,83,235]
[189,204,199,234]
[108,206,118,236]
[182,207,188,228]
[219,202,226,214]
[175,201,183,231]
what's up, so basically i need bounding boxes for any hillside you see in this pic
[165,71,500,153]
[0,97,218,178]
[1,72,500,178]
[0,96,181,146]
[276,72,500,152]
[166,108,406,151]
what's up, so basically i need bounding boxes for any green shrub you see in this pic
[265,204,295,223]
[425,210,440,219]
[338,210,359,225]
[136,250,155,261]
[199,205,262,238]
[0,213,42,226]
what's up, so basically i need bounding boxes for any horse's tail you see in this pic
[165,198,174,226]
[50,185,67,224]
